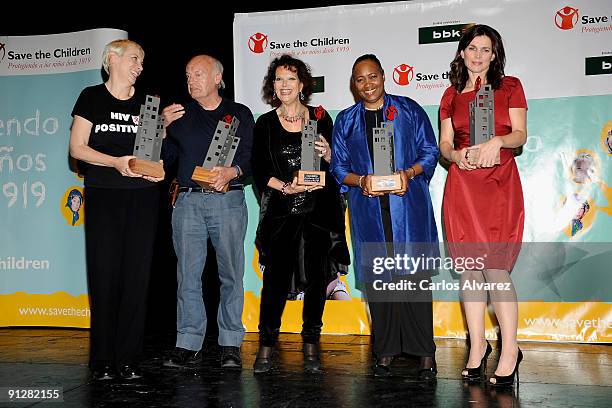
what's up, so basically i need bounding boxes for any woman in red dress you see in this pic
[439,25,527,387]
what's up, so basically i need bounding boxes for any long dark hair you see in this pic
[449,24,506,92]
[262,54,313,107]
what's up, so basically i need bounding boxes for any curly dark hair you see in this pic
[449,24,506,93]
[262,54,313,107]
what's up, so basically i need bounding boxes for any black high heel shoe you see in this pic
[489,348,523,387]
[462,340,492,381]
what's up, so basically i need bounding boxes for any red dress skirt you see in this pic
[440,76,527,271]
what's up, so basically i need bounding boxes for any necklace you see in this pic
[364,103,383,111]
[279,106,305,123]
[364,103,384,127]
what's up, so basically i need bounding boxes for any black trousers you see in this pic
[84,186,159,368]
[258,216,328,346]
[368,297,436,358]
[368,197,436,358]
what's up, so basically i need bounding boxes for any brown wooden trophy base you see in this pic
[296,170,325,187]
[128,159,164,178]
[191,166,229,193]
[370,173,402,192]
[466,148,501,166]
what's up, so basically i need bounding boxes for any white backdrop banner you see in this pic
[234,0,612,342]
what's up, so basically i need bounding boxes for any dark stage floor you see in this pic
[0,329,610,407]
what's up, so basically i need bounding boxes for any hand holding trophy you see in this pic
[370,106,401,193]
[466,79,500,166]
[191,115,241,193]
[296,118,326,187]
[128,95,165,178]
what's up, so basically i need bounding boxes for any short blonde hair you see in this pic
[102,39,144,74]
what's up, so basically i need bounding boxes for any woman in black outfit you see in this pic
[251,54,350,373]
[69,39,164,380]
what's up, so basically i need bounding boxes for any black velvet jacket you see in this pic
[252,106,350,282]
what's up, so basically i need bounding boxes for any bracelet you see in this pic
[407,167,415,180]
[358,175,365,190]
[234,165,241,178]
[280,182,291,195]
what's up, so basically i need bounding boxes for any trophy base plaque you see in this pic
[296,170,325,187]
[128,158,164,178]
[191,166,229,193]
[466,148,501,166]
[371,173,402,192]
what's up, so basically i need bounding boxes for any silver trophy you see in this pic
[371,122,400,192]
[467,84,499,165]
[191,116,240,192]
[297,119,325,186]
[129,95,164,177]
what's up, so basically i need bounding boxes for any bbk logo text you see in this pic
[419,23,474,44]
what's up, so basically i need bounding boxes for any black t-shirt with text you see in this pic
[71,84,153,188]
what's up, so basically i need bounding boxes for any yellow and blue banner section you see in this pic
[1,29,126,328]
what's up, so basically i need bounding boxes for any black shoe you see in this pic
[220,346,242,369]
[163,347,202,369]
[418,356,438,381]
[303,343,322,373]
[462,341,492,381]
[373,356,393,377]
[91,365,116,381]
[489,349,523,388]
[118,364,142,380]
[253,345,273,374]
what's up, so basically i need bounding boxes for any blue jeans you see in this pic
[172,190,247,350]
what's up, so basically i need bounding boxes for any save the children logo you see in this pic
[248,33,269,54]
[555,6,579,30]
[393,64,450,91]
[0,42,6,62]
[247,33,350,56]
[553,6,610,33]
[392,64,414,86]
